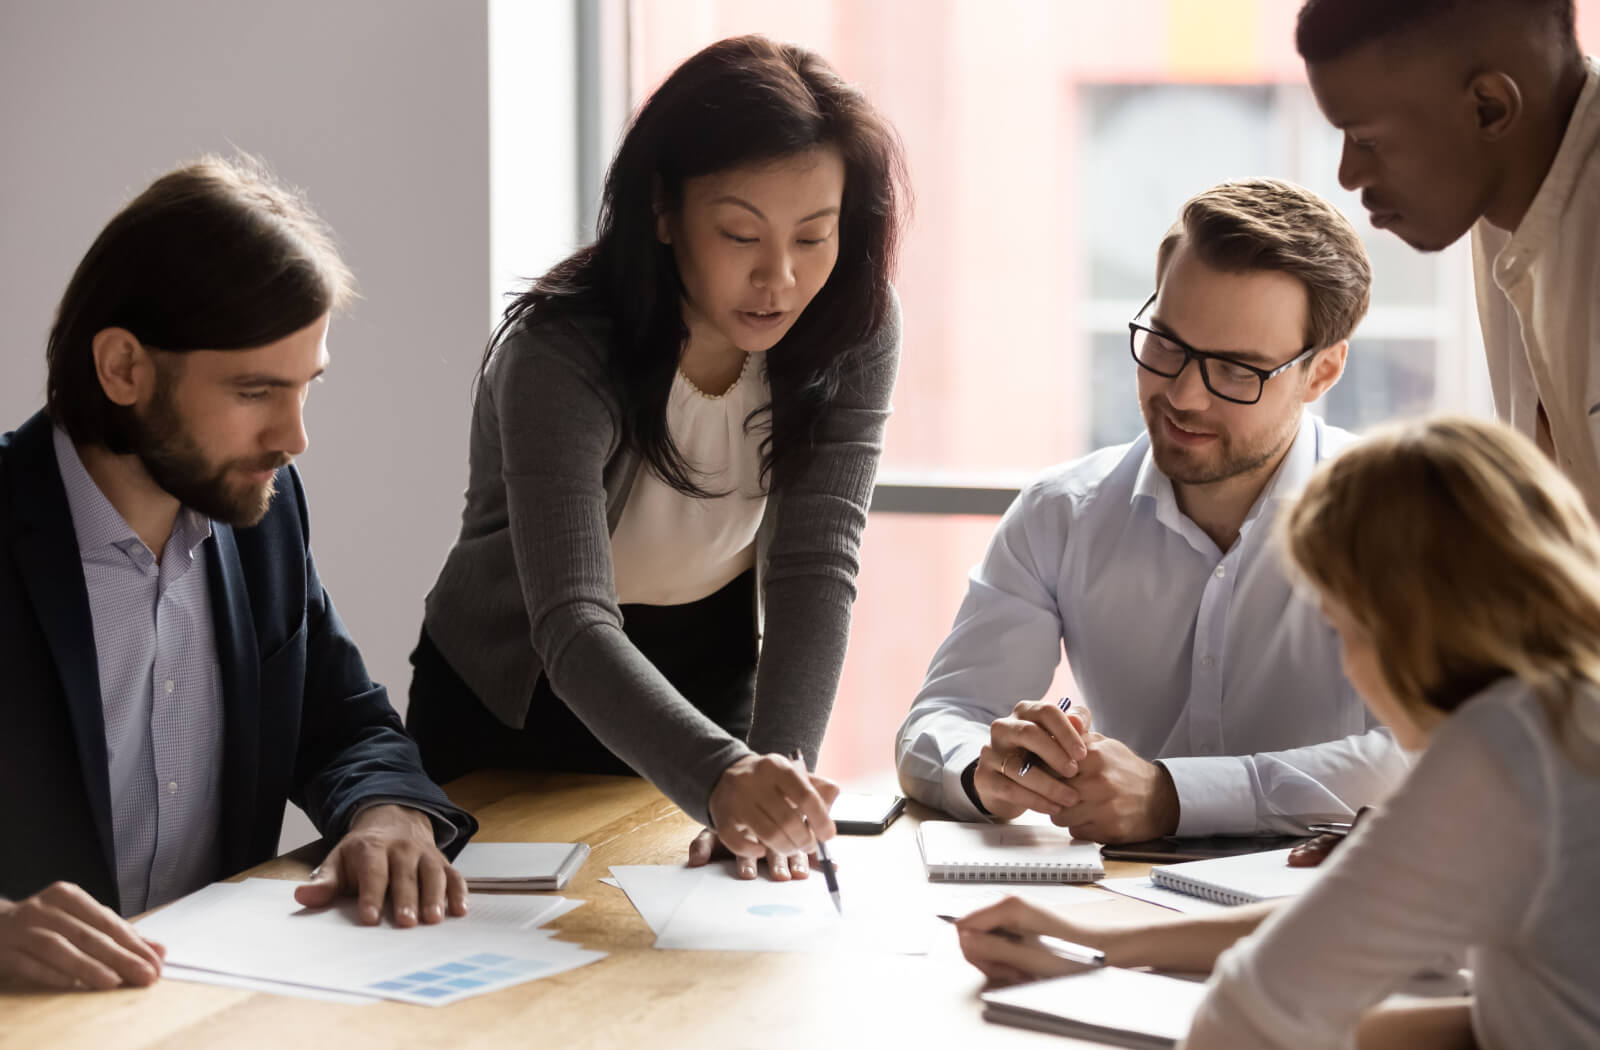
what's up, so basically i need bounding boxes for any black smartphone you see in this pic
[829,792,906,835]
[1100,834,1308,863]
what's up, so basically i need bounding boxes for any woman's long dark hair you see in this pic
[486,34,908,495]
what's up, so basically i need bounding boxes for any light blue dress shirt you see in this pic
[54,427,224,914]
[895,413,1409,835]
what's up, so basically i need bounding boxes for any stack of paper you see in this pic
[452,842,591,891]
[135,878,604,1006]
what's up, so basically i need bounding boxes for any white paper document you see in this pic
[452,842,591,890]
[137,878,603,1007]
[981,967,1210,1048]
[613,854,931,955]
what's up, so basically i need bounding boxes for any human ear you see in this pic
[90,327,153,407]
[1470,71,1522,141]
[1302,340,1349,404]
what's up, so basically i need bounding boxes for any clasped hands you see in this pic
[689,752,839,880]
[974,699,1180,843]
[0,803,463,991]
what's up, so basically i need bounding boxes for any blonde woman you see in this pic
[954,416,1600,1050]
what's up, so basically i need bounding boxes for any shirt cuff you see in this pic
[350,797,461,851]
[1159,756,1256,836]
[938,739,994,823]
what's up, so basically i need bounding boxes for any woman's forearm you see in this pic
[1105,900,1283,973]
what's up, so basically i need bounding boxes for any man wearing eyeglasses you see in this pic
[895,178,1409,843]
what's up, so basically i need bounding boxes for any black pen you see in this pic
[936,913,1105,967]
[1016,696,1074,777]
[794,750,842,914]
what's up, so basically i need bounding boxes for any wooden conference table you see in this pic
[0,771,1174,1050]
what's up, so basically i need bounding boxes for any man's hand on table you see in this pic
[294,803,468,926]
[0,881,165,990]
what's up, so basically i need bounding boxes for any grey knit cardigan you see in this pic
[421,294,901,826]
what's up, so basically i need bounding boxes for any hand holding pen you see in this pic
[973,697,1091,821]
[948,896,1112,986]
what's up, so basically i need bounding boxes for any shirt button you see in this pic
[1214,565,1226,579]
[164,679,175,695]
[1201,655,1215,668]
[168,781,179,794]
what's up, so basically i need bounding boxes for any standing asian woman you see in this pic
[408,35,908,881]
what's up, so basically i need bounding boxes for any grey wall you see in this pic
[0,0,500,849]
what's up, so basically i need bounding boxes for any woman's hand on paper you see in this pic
[0,881,166,990]
[953,895,1112,985]
[702,753,839,877]
[293,804,467,927]
[975,700,1093,819]
[686,829,827,880]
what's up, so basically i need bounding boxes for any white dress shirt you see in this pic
[610,354,771,606]
[1191,677,1600,1050]
[895,413,1408,835]
[1472,56,1600,514]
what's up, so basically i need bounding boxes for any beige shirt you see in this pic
[610,354,771,606]
[1471,56,1600,513]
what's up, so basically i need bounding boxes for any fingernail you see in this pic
[400,907,415,922]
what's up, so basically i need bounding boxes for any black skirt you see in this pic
[405,568,758,786]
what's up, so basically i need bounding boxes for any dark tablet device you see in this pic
[1100,834,1309,863]
[829,792,906,835]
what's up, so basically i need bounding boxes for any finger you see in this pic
[293,854,346,909]
[50,888,164,974]
[766,849,792,882]
[34,911,160,987]
[353,845,389,926]
[992,716,1081,778]
[388,848,422,928]
[958,928,1078,983]
[445,862,470,917]
[790,851,809,878]
[735,854,759,879]
[0,946,80,990]
[1068,704,1092,734]
[18,928,124,990]
[687,829,717,867]
[1033,701,1091,760]
[716,821,766,860]
[417,854,447,924]
[976,751,1076,814]
[807,771,842,809]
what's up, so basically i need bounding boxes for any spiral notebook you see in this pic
[1148,847,1324,906]
[917,821,1104,883]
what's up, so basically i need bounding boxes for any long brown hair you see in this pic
[46,154,354,452]
[1283,416,1600,771]
[487,34,909,496]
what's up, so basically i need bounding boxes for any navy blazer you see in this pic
[0,411,476,911]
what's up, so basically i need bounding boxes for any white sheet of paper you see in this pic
[136,879,603,1007]
[609,865,708,935]
[927,881,1127,917]
[1098,876,1229,914]
[645,862,932,954]
[161,963,378,1004]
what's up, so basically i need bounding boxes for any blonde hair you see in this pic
[1156,178,1372,351]
[1282,416,1600,771]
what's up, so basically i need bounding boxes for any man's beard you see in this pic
[128,378,289,527]
[1142,397,1295,487]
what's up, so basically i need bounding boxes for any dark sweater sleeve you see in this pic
[745,293,903,765]
[490,321,751,826]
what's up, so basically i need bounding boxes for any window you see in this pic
[612,0,1593,785]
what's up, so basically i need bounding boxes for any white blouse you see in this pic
[1186,676,1600,1050]
[610,353,771,606]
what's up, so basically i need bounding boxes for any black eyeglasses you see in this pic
[1128,293,1317,405]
